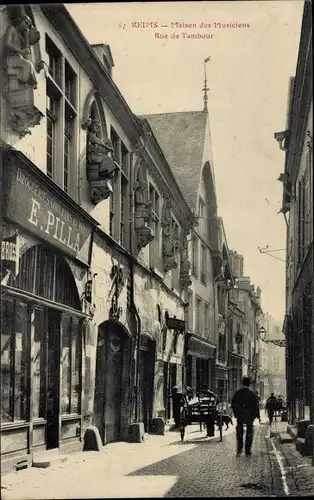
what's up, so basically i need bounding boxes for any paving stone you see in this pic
[0,422,295,498]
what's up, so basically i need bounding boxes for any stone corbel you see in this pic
[179,222,192,289]
[9,103,43,138]
[274,130,289,151]
[135,226,154,252]
[90,179,113,205]
[134,179,154,251]
[161,199,178,273]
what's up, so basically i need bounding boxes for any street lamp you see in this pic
[259,326,267,341]
[259,327,286,347]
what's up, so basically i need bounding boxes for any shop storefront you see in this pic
[186,334,216,396]
[1,150,98,473]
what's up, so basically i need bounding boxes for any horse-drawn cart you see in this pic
[179,391,223,442]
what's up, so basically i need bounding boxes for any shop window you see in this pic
[9,245,81,311]
[1,298,29,422]
[61,316,82,415]
[196,358,209,392]
[33,308,47,419]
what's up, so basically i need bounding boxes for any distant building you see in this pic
[143,111,233,401]
[228,252,263,400]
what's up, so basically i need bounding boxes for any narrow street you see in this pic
[2,421,286,499]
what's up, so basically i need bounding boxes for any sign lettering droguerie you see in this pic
[6,164,92,265]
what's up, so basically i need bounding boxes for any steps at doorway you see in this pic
[32,448,68,469]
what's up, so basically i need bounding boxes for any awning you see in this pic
[188,334,216,358]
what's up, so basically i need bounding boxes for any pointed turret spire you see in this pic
[203,57,211,112]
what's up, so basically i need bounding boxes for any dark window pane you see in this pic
[8,245,36,293]
[55,257,81,310]
[71,317,81,414]
[47,117,53,136]
[1,298,14,422]
[14,302,28,421]
[61,316,72,414]
[36,249,55,301]
[33,308,47,419]
[47,156,53,178]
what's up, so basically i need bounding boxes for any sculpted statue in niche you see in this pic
[5,14,39,89]
[133,176,154,251]
[4,7,43,137]
[86,117,117,182]
[134,179,153,223]
[162,199,178,272]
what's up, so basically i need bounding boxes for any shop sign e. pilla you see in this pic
[5,162,93,265]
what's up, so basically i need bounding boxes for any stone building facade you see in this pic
[143,111,233,401]
[0,4,193,473]
[275,0,313,424]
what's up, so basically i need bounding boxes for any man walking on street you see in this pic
[266,393,277,425]
[231,377,260,456]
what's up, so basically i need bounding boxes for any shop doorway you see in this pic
[163,362,177,421]
[139,335,155,432]
[94,323,127,444]
[46,309,61,450]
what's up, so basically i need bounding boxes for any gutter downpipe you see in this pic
[129,150,141,423]
[212,272,223,394]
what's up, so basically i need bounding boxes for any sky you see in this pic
[67,0,304,323]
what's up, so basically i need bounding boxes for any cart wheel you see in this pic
[180,426,185,441]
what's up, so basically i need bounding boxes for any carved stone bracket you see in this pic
[162,198,178,273]
[136,226,154,252]
[90,179,113,205]
[134,179,154,251]
[180,221,192,289]
[86,117,117,204]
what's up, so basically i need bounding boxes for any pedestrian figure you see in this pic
[198,385,219,436]
[231,377,260,456]
[255,391,261,407]
[266,393,277,425]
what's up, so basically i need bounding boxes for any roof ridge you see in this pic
[140,110,204,117]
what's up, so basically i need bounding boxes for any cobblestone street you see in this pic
[1,421,288,499]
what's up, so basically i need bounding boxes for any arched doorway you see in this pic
[94,321,130,444]
[139,333,156,432]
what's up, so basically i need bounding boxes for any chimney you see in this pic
[91,43,115,77]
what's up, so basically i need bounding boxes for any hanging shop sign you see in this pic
[1,232,20,277]
[165,316,185,331]
[5,159,96,265]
